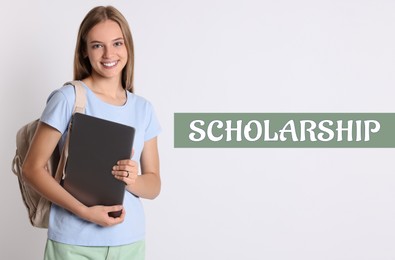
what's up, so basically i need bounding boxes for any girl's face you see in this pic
[85,20,128,81]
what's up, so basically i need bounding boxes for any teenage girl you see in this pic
[23,6,161,259]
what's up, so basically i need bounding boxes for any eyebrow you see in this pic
[89,37,124,44]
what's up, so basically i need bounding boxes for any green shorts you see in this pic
[44,239,145,260]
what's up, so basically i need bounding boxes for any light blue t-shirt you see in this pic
[40,82,161,246]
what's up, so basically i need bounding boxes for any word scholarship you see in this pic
[188,119,381,143]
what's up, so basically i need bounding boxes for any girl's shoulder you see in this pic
[126,91,155,110]
[46,83,76,103]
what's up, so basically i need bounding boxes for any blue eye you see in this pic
[114,41,124,47]
[92,44,102,49]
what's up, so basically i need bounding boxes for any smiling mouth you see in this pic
[102,61,118,68]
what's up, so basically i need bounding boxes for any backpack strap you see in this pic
[64,80,86,114]
[55,80,87,181]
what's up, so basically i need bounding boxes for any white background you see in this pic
[1,0,395,259]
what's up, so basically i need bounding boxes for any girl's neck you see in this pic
[86,74,123,91]
[82,75,127,106]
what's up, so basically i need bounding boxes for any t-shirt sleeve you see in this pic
[144,101,161,141]
[40,89,73,134]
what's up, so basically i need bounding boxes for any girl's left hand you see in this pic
[112,159,139,186]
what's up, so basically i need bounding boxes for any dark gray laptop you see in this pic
[63,113,135,217]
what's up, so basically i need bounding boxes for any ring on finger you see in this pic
[126,171,129,178]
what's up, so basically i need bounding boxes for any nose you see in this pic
[103,45,114,58]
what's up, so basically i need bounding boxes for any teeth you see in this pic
[103,61,117,67]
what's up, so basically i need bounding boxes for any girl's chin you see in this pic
[93,69,123,78]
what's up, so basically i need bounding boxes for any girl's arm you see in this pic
[22,122,125,227]
[114,137,161,199]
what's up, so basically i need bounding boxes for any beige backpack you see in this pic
[12,81,86,228]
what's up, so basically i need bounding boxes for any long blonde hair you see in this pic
[73,6,135,92]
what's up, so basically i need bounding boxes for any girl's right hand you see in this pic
[81,205,125,227]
